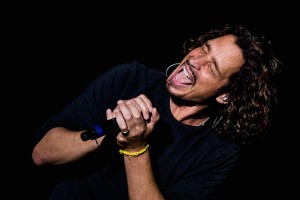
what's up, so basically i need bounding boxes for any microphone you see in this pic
[80,118,120,141]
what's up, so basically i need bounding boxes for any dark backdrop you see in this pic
[6,4,294,199]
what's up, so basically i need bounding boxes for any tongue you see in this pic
[176,71,193,84]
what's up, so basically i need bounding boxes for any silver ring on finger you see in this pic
[121,130,129,136]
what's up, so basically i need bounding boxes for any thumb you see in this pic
[148,107,160,127]
[106,109,114,120]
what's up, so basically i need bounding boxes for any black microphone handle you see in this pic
[80,118,120,141]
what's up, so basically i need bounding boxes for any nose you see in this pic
[188,56,207,70]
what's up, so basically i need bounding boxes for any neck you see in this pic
[170,98,210,126]
[196,117,210,126]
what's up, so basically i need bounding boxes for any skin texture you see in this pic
[32,35,244,200]
[109,35,244,200]
[166,35,244,126]
[32,23,283,198]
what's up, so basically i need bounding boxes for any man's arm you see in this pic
[124,151,165,200]
[32,127,104,165]
[107,94,164,200]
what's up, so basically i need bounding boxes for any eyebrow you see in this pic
[205,41,221,77]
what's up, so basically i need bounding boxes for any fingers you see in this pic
[149,107,160,124]
[113,106,128,133]
[113,100,144,136]
[132,94,153,121]
[110,94,159,139]
[106,109,114,120]
[115,94,153,121]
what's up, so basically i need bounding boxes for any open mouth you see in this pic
[174,63,194,85]
[183,65,192,81]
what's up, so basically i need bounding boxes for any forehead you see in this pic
[208,35,244,75]
[207,34,241,54]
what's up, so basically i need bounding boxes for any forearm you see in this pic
[32,127,104,165]
[124,151,165,200]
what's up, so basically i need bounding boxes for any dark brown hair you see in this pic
[183,24,284,144]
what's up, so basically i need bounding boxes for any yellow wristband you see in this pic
[119,144,150,156]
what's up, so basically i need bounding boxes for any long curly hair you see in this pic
[183,24,284,144]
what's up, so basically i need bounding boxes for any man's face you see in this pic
[166,34,244,103]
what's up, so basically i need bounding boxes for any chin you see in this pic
[165,84,184,99]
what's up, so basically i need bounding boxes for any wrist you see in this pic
[119,144,150,157]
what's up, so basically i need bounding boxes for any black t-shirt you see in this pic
[34,61,240,200]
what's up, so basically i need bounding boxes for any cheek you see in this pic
[192,87,215,102]
[200,72,212,80]
[196,75,222,94]
[197,71,216,85]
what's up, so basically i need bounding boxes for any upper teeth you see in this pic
[183,66,191,80]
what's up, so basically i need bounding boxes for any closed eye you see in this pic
[203,42,221,78]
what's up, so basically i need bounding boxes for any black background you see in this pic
[5,3,295,199]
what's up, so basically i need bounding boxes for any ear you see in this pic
[216,93,229,104]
